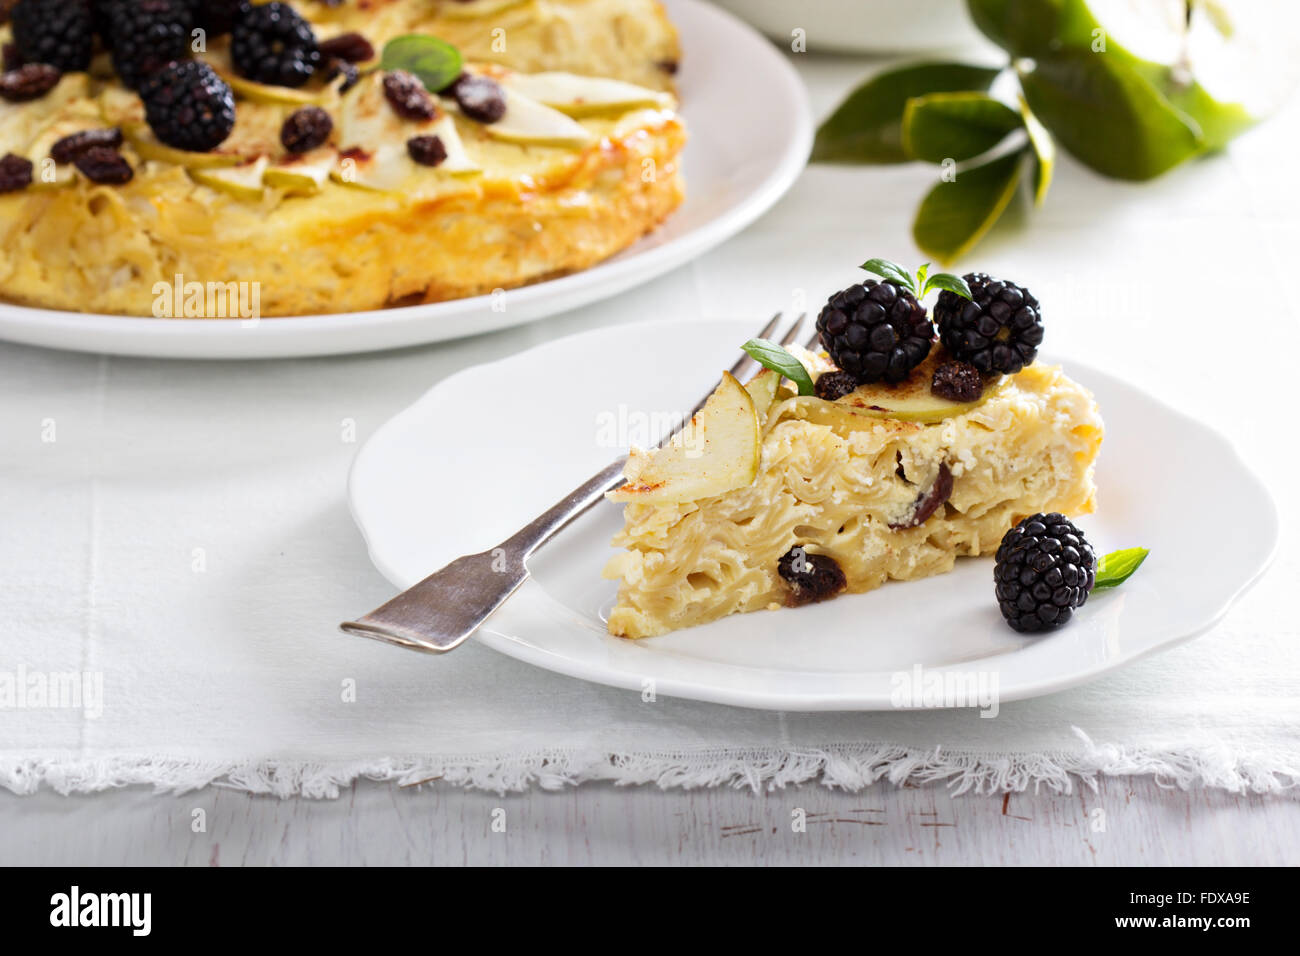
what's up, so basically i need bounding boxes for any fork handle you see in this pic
[340,458,627,653]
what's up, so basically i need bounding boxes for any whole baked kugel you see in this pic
[0,0,684,317]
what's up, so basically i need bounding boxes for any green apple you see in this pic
[743,368,781,422]
[428,114,480,174]
[608,371,760,505]
[264,148,335,194]
[223,72,322,107]
[331,144,410,191]
[809,354,1006,424]
[332,76,482,189]
[500,72,671,116]
[476,87,594,148]
[189,156,269,200]
[123,123,244,168]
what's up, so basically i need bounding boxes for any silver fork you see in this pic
[340,313,818,654]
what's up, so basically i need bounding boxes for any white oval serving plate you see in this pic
[348,317,1279,711]
[0,0,810,359]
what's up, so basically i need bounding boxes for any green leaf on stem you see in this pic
[902,91,1024,163]
[922,272,973,300]
[812,61,1003,164]
[966,0,1098,57]
[860,258,917,294]
[1019,97,1055,205]
[912,149,1026,264]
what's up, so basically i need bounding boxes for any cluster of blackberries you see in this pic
[816,269,1044,386]
[6,0,326,151]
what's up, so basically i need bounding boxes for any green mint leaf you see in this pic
[922,272,973,301]
[1094,547,1150,590]
[912,148,1025,264]
[812,61,1003,164]
[741,339,815,396]
[901,91,1024,164]
[915,263,930,291]
[381,34,463,93]
[860,258,916,294]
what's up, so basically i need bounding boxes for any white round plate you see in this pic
[0,0,809,360]
[348,317,1279,711]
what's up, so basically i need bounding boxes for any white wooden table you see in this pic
[4,777,1297,865]
[3,49,1299,867]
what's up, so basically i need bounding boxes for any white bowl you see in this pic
[709,0,987,54]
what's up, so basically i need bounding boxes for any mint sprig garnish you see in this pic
[861,258,972,302]
[741,339,814,396]
[381,34,463,93]
[1093,547,1149,590]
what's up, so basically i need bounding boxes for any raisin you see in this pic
[777,547,847,606]
[406,134,447,167]
[889,463,953,530]
[931,360,984,403]
[50,127,124,164]
[814,370,858,401]
[0,152,33,192]
[280,106,333,153]
[73,146,133,185]
[323,57,359,93]
[451,73,505,123]
[383,69,436,121]
[0,62,60,102]
[318,31,373,63]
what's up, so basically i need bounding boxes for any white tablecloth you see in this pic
[2,56,1298,797]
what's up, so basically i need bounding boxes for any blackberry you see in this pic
[930,360,983,403]
[814,370,858,402]
[777,547,846,606]
[934,273,1044,375]
[139,60,235,152]
[11,0,94,72]
[193,0,242,36]
[994,513,1096,634]
[280,106,331,153]
[231,1,320,88]
[816,280,934,384]
[108,0,193,90]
